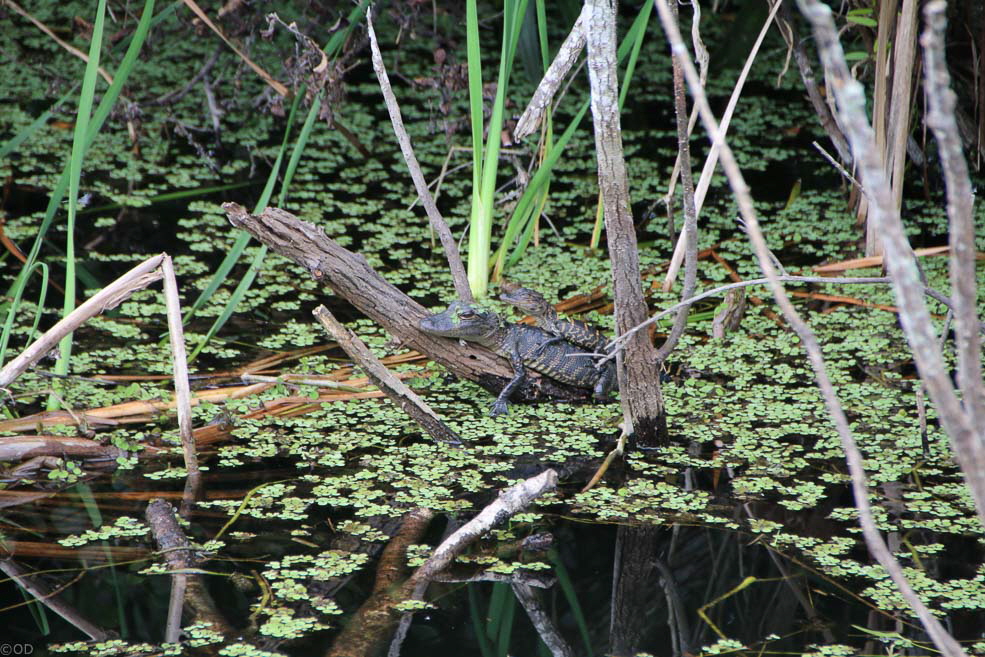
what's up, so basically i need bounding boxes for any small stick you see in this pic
[513,4,590,141]
[812,140,863,191]
[240,372,364,392]
[408,469,558,585]
[0,559,108,640]
[0,254,165,388]
[366,8,473,303]
[313,305,461,446]
[161,255,197,479]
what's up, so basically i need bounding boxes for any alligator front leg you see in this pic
[490,344,527,417]
[594,361,616,400]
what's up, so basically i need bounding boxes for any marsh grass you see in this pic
[0,0,158,372]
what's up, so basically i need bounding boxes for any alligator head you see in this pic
[498,285,551,317]
[419,301,502,347]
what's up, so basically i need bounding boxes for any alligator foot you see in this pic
[489,400,510,417]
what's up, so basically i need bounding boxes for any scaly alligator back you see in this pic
[507,324,602,388]
[419,301,604,415]
[499,285,608,353]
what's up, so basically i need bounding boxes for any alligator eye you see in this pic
[459,311,477,319]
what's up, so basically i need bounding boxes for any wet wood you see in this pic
[146,498,233,639]
[325,507,435,657]
[223,203,591,405]
[0,435,127,462]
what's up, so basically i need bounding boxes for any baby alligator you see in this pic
[419,301,607,416]
[499,285,615,399]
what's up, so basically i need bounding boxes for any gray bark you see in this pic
[583,0,667,445]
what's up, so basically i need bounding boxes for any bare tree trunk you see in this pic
[583,0,667,446]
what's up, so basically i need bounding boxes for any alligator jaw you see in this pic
[418,314,455,336]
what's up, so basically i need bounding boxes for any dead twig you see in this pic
[366,8,472,303]
[313,305,461,445]
[161,255,197,481]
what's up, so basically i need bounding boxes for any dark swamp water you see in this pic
[1,2,985,656]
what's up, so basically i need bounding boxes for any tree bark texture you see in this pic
[223,203,591,405]
[583,0,667,445]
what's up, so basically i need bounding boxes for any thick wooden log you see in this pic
[223,203,590,404]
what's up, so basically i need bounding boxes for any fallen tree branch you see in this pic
[409,469,558,586]
[513,4,589,141]
[223,203,591,406]
[313,305,461,445]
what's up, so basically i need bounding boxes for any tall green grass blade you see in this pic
[618,0,653,108]
[492,0,553,278]
[495,587,516,657]
[20,586,50,635]
[465,0,484,201]
[505,190,544,269]
[550,548,592,656]
[0,0,158,366]
[51,0,109,401]
[187,92,323,361]
[467,0,530,298]
[493,100,589,274]
[469,584,495,657]
[517,0,542,86]
[486,581,509,639]
[26,263,50,345]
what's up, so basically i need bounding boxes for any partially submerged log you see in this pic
[223,203,591,405]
